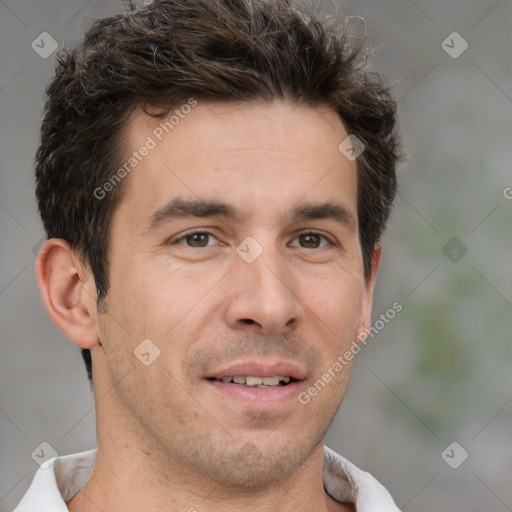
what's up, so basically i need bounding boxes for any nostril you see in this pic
[242,319,260,326]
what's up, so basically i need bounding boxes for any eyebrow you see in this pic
[142,197,356,234]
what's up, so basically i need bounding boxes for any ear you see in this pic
[355,242,382,343]
[35,238,100,349]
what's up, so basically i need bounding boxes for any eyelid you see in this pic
[170,228,337,248]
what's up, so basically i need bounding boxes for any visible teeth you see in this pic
[217,375,293,386]
[246,376,263,386]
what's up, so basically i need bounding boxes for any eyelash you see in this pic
[171,229,336,249]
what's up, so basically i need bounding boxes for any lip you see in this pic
[204,360,307,409]
[205,379,305,408]
[204,361,307,380]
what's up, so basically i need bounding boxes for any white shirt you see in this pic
[13,446,400,511]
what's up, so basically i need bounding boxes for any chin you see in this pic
[187,434,321,488]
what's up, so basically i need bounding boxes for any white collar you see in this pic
[13,446,400,511]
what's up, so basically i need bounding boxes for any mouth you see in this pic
[203,362,306,408]
[206,375,298,389]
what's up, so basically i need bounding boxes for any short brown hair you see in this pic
[35,0,401,386]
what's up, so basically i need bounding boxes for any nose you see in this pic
[223,241,302,336]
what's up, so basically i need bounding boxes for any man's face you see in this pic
[96,100,377,486]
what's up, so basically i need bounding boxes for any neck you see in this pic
[66,439,352,512]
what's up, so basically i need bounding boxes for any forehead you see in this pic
[114,100,358,229]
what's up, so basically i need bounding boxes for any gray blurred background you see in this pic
[0,0,511,510]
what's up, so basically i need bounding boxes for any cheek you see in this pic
[309,276,364,336]
[108,259,178,326]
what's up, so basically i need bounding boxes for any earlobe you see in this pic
[35,238,100,349]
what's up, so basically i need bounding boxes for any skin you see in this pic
[36,100,381,512]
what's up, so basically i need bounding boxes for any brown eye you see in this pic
[173,230,216,248]
[293,232,331,249]
[185,233,210,247]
